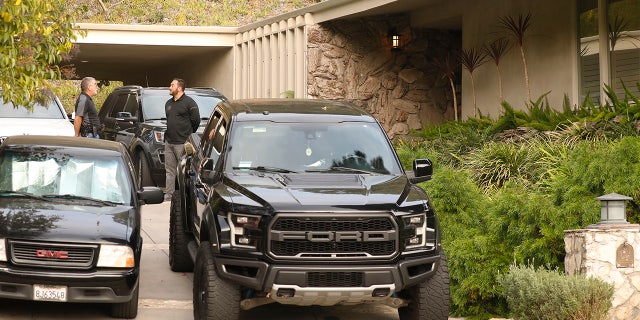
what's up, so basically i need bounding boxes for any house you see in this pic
[72,0,639,138]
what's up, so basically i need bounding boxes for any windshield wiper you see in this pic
[306,167,378,175]
[42,194,118,206]
[0,190,50,201]
[232,166,298,173]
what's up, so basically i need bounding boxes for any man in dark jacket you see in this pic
[164,78,200,201]
[74,77,101,138]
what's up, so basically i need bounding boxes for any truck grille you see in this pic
[268,213,398,260]
[9,240,98,269]
[307,272,364,287]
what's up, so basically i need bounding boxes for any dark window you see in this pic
[123,94,139,117]
[201,110,222,150]
[107,94,129,118]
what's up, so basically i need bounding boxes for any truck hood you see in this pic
[0,119,75,137]
[0,199,134,244]
[225,173,426,212]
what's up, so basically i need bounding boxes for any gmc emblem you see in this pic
[36,250,69,259]
[271,230,395,242]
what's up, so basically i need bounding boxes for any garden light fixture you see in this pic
[595,193,632,224]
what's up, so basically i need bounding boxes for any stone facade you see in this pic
[565,225,640,319]
[306,15,461,139]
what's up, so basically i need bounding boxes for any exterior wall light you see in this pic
[389,29,401,51]
[595,192,632,224]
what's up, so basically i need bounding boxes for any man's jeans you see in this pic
[164,143,185,200]
[86,133,100,139]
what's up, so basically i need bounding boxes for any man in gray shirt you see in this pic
[74,77,101,138]
[164,78,200,201]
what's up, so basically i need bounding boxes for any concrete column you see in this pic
[565,224,640,319]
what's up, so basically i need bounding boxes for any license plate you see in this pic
[33,284,67,302]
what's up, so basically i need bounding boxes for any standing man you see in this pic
[74,77,101,138]
[164,78,200,201]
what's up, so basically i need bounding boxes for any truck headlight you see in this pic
[153,130,164,143]
[0,238,6,262]
[403,213,427,249]
[97,245,135,268]
[229,213,261,248]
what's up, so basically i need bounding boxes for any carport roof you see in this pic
[70,0,458,83]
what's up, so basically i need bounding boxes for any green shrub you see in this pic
[395,90,640,319]
[498,264,613,320]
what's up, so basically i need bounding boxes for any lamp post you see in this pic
[595,192,632,225]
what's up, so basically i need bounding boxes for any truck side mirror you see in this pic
[201,158,219,184]
[407,159,433,183]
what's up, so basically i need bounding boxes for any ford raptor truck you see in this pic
[169,99,450,320]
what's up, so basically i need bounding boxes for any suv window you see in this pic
[107,94,130,118]
[201,110,222,150]
[140,95,167,120]
[139,94,223,121]
[211,119,227,157]
[123,94,138,117]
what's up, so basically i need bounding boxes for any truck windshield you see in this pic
[0,150,132,205]
[226,121,401,174]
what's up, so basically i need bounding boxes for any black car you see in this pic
[170,99,449,320]
[98,86,227,187]
[0,135,164,318]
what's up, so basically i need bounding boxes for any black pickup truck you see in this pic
[169,99,450,320]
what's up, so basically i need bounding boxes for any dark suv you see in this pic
[98,86,227,187]
[171,99,450,320]
[0,135,164,318]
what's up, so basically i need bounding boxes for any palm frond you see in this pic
[483,38,511,65]
[498,12,532,46]
[459,48,488,73]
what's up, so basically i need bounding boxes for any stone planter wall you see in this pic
[306,15,461,139]
[565,225,640,319]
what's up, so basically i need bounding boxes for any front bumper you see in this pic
[0,265,139,303]
[213,253,441,306]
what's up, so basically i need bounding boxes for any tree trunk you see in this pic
[448,77,458,121]
[471,74,477,118]
[519,45,530,101]
[496,64,503,102]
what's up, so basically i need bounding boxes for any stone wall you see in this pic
[306,15,461,139]
[565,226,640,319]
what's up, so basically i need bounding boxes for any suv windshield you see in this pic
[0,150,132,205]
[0,95,65,119]
[141,94,224,120]
[226,121,401,174]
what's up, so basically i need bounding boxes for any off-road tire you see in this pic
[193,242,241,320]
[398,252,450,320]
[110,283,139,319]
[169,191,194,272]
[136,151,154,187]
